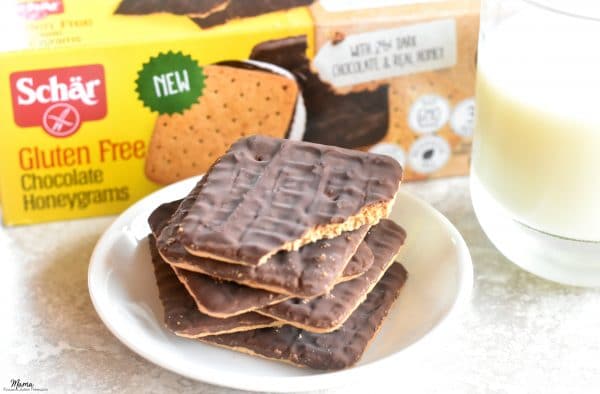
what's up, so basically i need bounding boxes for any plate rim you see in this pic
[88,176,473,392]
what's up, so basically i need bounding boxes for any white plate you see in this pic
[88,176,472,393]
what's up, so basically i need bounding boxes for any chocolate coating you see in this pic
[180,135,402,265]
[214,60,275,73]
[173,266,289,317]
[259,219,406,331]
[115,0,225,15]
[177,242,374,317]
[342,238,374,278]
[201,262,408,370]
[148,235,278,337]
[190,0,314,29]
[148,199,181,237]
[250,35,389,148]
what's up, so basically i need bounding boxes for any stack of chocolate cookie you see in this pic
[147,135,408,370]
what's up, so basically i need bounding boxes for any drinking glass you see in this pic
[471,0,600,286]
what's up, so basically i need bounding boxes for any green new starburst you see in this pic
[135,51,205,115]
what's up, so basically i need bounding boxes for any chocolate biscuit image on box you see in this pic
[150,193,372,298]
[257,219,406,333]
[178,135,403,266]
[145,62,304,185]
[115,0,227,15]
[250,35,390,149]
[148,235,280,337]
[189,0,315,29]
[201,262,408,370]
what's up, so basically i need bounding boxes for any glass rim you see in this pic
[522,0,600,22]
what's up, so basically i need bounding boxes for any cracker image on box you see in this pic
[178,135,403,266]
[201,262,408,370]
[145,62,302,185]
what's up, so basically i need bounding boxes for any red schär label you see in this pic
[16,0,64,20]
[10,65,107,138]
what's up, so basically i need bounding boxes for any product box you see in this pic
[0,0,479,225]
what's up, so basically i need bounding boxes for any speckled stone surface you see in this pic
[2,177,599,393]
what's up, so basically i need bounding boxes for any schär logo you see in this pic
[10,65,107,138]
[16,0,64,20]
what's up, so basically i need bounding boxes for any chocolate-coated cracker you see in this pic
[200,263,408,370]
[150,201,373,317]
[180,135,402,266]
[190,0,314,29]
[148,235,279,337]
[258,219,406,332]
[171,241,373,318]
[115,0,226,15]
[339,239,374,281]
[173,266,289,318]
[150,200,376,282]
[153,187,372,297]
[250,35,389,149]
[148,199,181,237]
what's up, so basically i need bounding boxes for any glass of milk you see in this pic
[471,0,600,286]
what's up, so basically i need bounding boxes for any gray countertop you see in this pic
[2,177,599,393]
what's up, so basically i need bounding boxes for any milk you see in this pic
[473,9,600,241]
